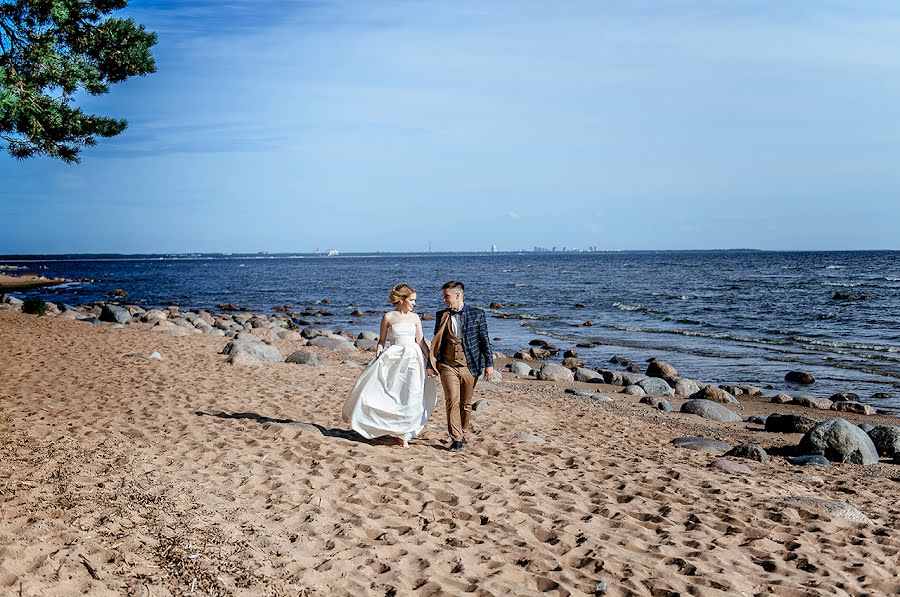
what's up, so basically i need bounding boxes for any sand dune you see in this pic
[1,310,898,596]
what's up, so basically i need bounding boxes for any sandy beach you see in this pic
[1,307,898,596]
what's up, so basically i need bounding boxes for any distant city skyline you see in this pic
[3,0,900,253]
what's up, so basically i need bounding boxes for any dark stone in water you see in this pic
[610,356,628,365]
[785,370,815,384]
[747,415,768,426]
[786,455,830,468]
[574,303,586,308]
[529,339,549,347]
[832,292,873,301]
[625,364,642,373]
[576,342,597,348]
[872,392,892,399]
[830,392,860,402]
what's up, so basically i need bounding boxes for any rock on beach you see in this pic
[797,418,880,465]
[680,400,742,423]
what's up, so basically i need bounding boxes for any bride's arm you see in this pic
[376,313,389,356]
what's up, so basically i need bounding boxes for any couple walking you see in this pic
[342,281,494,451]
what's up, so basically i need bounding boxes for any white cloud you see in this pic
[506,211,521,220]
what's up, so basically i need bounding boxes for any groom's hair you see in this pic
[442,280,465,293]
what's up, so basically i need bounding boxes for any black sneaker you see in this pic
[449,440,464,452]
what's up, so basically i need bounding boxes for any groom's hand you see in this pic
[484,367,495,381]
[426,369,438,378]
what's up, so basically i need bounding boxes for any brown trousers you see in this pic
[438,363,476,441]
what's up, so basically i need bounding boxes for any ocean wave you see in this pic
[609,325,792,346]
[672,318,709,326]
[825,265,846,269]
[794,336,900,354]
[612,302,666,314]
[886,277,900,282]
[822,282,864,287]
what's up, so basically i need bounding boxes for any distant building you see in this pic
[490,244,497,253]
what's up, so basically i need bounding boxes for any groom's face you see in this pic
[443,288,463,310]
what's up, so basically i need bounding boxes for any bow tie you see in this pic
[450,309,462,315]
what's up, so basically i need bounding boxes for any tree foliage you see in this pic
[0,0,156,163]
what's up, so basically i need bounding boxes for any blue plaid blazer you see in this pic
[432,304,494,377]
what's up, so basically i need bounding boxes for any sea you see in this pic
[3,250,899,414]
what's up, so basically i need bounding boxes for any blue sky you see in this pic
[2,0,900,253]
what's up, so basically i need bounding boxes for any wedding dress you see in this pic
[342,322,437,440]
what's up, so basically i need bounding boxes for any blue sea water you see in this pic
[3,250,899,413]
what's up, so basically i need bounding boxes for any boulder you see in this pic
[354,339,377,351]
[620,372,647,386]
[529,347,551,359]
[725,443,770,463]
[141,309,168,323]
[308,335,356,352]
[858,423,875,434]
[536,363,575,383]
[680,400,742,423]
[565,388,595,397]
[561,357,584,368]
[690,385,739,405]
[563,349,578,359]
[747,415,768,426]
[737,385,764,397]
[672,377,701,396]
[277,330,304,341]
[867,425,900,458]
[472,399,490,412]
[221,339,282,365]
[786,455,830,468]
[79,317,102,326]
[637,377,675,396]
[513,351,533,361]
[765,414,819,434]
[646,360,678,382]
[797,418,880,465]
[301,326,323,339]
[506,361,533,376]
[671,436,732,454]
[100,304,132,325]
[791,395,834,410]
[574,367,604,383]
[831,401,876,415]
[640,396,672,411]
[357,331,379,341]
[830,392,860,402]
[770,393,792,404]
[785,370,815,384]
[623,385,646,397]
[599,370,624,386]
[285,349,321,366]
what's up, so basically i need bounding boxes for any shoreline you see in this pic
[0,306,898,594]
[0,273,68,292]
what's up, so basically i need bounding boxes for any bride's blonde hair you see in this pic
[389,283,417,306]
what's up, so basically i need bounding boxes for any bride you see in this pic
[342,283,437,446]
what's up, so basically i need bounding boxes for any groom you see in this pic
[427,280,494,452]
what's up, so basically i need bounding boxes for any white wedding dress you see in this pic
[342,322,438,440]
